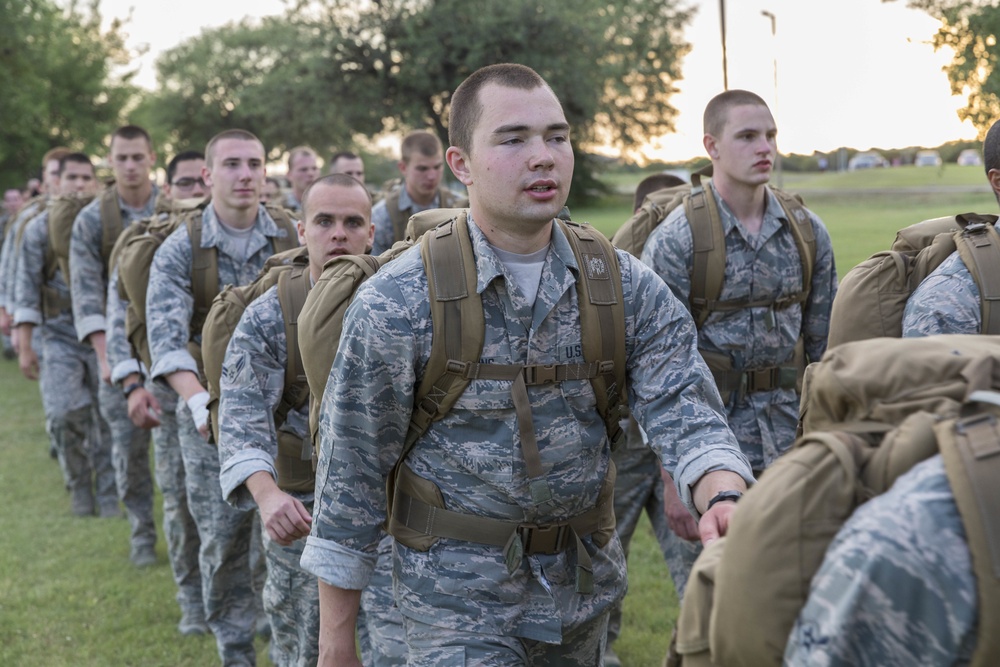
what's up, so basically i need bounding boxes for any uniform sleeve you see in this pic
[902,253,981,336]
[801,211,837,363]
[640,206,694,308]
[622,251,753,510]
[69,200,109,341]
[12,215,46,326]
[370,199,393,256]
[106,266,146,384]
[300,271,414,589]
[784,456,977,667]
[217,286,287,510]
[147,228,199,380]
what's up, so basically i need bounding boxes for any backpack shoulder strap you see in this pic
[953,221,1000,335]
[185,212,219,335]
[687,174,726,328]
[99,187,124,269]
[772,188,817,303]
[263,205,301,254]
[557,218,627,449]
[937,407,1000,667]
[274,261,312,427]
[386,188,409,245]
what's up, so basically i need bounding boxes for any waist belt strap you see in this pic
[392,488,607,594]
[711,365,798,402]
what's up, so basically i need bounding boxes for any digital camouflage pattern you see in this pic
[0,198,46,314]
[784,454,977,666]
[641,186,837,470]
[300,219,751,649]
[147,203,293,666]
[903,251,981,336]
[371,188,446,255]
[12,211,116,512]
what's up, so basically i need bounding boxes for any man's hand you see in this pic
[698,500,739,546]
[17,343,39,380]
[0,308,11,336]
[250,475,313,546]
[690,469,750,546]
[663,484,700,542]
[127,386,162,429]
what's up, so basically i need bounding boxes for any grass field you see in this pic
[1,168,995,666]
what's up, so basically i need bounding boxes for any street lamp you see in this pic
[720,0,729,90]
[761,9,782,187]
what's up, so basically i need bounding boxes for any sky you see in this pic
[97,0,979,162]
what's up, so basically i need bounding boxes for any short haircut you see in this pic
[400,131,443,164]
[301,173,372,217]
[703,90,769,137]
[329,151,359,165]
[42,147,72,169]
[633,173,687,212]
[110,124,152,151]
[204,129,263,169]
[984,120,1000,176]
[449,63,550,155]
[265,176,282,188]
[166,150,205,184]
[58,152,94,175]
[288,145,318,171]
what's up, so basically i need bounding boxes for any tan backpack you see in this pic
[828,213,1000,348]
[200,246,312,490]
[611,166,816,329]
[383,185,469,246]
[672,335,1000,667]
[115,202,298,370]
[299,208,627,592]
[49,187,124,284]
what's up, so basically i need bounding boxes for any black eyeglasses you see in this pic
[173,177,206,188]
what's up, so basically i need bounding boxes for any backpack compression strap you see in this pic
[275,262,312,428]
[99,188,125,270]
[937,403,1000,667]
[953,221,1000,335]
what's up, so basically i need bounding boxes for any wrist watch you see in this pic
[122,380,144,399]
[706,489,743,511]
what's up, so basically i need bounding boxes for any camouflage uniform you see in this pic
[641,186,837,470]
[605,419,701,649]
[0,198,46,316]
[902,252,980,336]
[70,189,159,551]
[12,211,115,512]
[148,203,293,667]
[300,219,752,661]
[371,189,453,255]
[106,265,204,616]
[784,454,977,666]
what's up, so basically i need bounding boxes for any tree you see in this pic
[141,0,693,202]
[896,0,1000,137]
[0,0,135,187]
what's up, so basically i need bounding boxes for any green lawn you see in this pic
[2,169,995,666]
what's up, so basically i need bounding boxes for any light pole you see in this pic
[720,0,729,90]
[761,10,782,187]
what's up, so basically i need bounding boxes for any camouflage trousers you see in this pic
[98,381,156,548]
[358,535,407,666]
[606,440,701,646]
[261,512,319,667]
[39,331,115,509]
[149,382,202,617]
[176,397,259,666]
[402,609,608,666]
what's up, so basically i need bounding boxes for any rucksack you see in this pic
[46,193,95,285]
[49,186,124,286]
[671,334,1000,667]
[611,166,816,329]
[828,213,1000,348]
[383,185,468,246]
[299,208,627,591]
[199,246,311,486]
[115,202,299,369]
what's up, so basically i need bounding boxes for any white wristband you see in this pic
[186,391,210,430]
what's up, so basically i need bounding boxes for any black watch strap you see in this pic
[122,381,144,399]
[706,489,743,511]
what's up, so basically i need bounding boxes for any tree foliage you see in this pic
[140,0,693,202]
[897,0,1000,137]
[0,0,134,187]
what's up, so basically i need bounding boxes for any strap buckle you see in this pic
[517,522,571,555]
[523,364,558,385]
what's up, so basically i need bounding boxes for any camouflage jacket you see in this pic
[12,212,76,342]
[641,186,838,469]
[300,216,751,642]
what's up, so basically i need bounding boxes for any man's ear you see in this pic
[703,134,719,161]
[446,147,473,187]
[989,169,1000,198]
